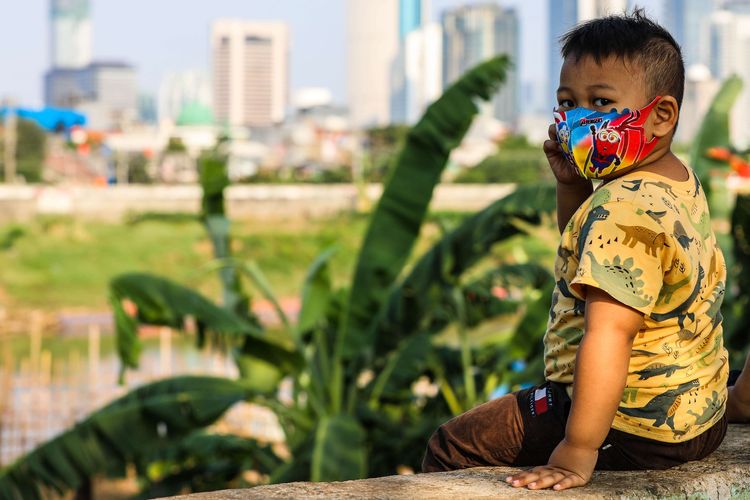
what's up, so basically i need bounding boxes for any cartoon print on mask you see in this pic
[589,122,622,172]
[556,121,571,158]
[554,97,661,179]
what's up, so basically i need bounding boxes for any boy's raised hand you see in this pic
[546,124,594,233]
[545,124,589,186]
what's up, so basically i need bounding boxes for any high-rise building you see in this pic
[442,4,519,125]
[709,8,750,147]
[547,0,578,111]
[676,64,720,143]
[578,0,627,21]
[158,70,212,124]
[662,0,716,68]
[403,24,443,123]
[347,0,400,128]
[211,20,289,128]
[45,0,138,129]
[50,0,92,69]
[45,62,138,130]
[390,0,442,124]
[547,0,627,109]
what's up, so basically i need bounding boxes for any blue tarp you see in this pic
[0,106,87,132]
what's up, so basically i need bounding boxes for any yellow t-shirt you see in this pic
[544,166,728,443]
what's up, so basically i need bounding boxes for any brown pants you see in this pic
[422,381,727,472]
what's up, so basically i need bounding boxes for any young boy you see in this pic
[422,10,750,491]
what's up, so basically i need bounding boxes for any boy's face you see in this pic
[556,54,650,116]
[555,54,670,177]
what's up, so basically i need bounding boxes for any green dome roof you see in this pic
[176,101,214,126]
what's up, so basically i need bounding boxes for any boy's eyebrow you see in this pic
[587,83,617,91]
[557,83,617,94]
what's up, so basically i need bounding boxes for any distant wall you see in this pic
[0,184,516,223]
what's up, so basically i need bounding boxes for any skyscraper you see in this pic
[442,4,519,125]
[546,0,627,109]
[45,62,138,129]
[46,0,137,130]
[662,0,716,68]
[211,20,290,128]
[347,0,400,128]
[710,8,750,147]
[390,0,442,124]
[578,0,627,21]
[50,0,92,69]
[547,0,578,110]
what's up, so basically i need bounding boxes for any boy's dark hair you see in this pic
[560,8,684,109]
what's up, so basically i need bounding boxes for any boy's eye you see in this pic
[593,98,612,107]
[557,99,575,109]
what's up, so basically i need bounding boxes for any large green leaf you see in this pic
[0,376,247,499]
[109,273,302,381]
[689,75,743,197]
[726,194,750,358]
[368,332,432,404]
[341,56,511,359]
[310,415,367,482]
[199,149,249,317]
[502,281,556,387]
[297,247,337,340]
[374,184,556,356]
[199,152,229,218]
[138,432,280,497]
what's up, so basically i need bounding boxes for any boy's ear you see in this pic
[651,96,679,138]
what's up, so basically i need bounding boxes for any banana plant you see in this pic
[0,377,250,499]
[1,55,561,496]
[685,75,750,368]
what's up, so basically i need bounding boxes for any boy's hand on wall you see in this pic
[545,124,589,187]
[505,439,596,491]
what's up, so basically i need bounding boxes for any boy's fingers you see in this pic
[543,139,561,155]
[553,474,586,491]
[527,470,566,489]
[507,471,539,487]
[548,123,557,141]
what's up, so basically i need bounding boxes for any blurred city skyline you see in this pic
[0,0,662,109]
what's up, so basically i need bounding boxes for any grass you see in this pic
[0,209,558,326]
[0,214,370,311]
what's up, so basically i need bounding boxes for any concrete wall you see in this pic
[174,424,750,499]
[0,184,516,223]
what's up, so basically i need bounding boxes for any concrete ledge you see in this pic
[170,424,750,499]
[0,183,516,223]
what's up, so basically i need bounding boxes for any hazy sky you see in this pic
[0,0,660,108]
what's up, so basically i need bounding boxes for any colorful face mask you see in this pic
[553,97,660,179]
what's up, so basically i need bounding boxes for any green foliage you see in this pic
[127,153,153,184]
[0,225,24,250]
[342,55,510,362]
[454,149,553,184]
[454,133,552,184]
[689,75,743,198]
[689,75,750,368]
[374,184,556,357]
[363,124,411,182]
[0,118,46,183]
[110,273,301,383]
[311,415,367,482]
[138,432,280,497]
[6,56,562,495]
[125,211,200,225]
[166,137,187,153]
[0,376,248,499]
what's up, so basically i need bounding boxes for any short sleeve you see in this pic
[570,201,670,315]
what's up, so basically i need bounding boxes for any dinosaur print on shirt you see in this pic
[545,167,728,443]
